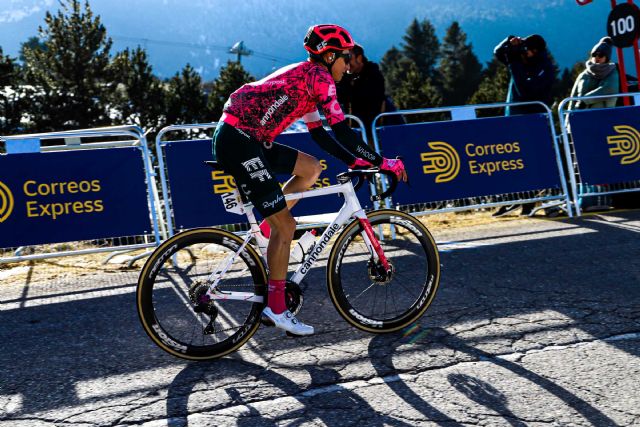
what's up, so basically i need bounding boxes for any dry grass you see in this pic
[0,210,548,287]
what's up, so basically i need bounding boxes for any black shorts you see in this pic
[212,122,299,218]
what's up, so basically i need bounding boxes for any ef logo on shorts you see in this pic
[421,141,461,183]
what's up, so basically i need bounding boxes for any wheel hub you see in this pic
[367,259,394,284]
[188,281,218,316]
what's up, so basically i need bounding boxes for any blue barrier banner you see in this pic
[0,148,151,248]
[568,105,640,184]
[165,133,371,229]
[376,114,561,205]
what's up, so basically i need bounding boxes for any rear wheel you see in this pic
[327,209,440,333]
[137,228,267,360]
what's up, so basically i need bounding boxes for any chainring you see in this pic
[285,281,303,315]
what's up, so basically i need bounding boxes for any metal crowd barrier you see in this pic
[155,122,225,238]
[0,125,162,264]
[558,92,640,216]
[155,115,376,239]
[371,101,573,217]
[9,97,638,265]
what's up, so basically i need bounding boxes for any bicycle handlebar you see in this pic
[336,168,399,202]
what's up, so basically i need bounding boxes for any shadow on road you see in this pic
[368,329,618,426]
[0,211,638,421]
[165,360,414,426]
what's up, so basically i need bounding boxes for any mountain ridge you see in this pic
[0,0,617,80]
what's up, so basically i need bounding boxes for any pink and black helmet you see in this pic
[304,24,355,55]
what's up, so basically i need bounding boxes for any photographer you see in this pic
[492,34,555,217]
[494,34,555,115]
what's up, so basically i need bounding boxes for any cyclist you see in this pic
[212,24,407,336]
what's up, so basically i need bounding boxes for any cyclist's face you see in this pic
[331,50,351,82]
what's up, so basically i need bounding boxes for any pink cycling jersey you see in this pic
[222,61,345,142]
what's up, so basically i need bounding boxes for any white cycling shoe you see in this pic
[261,307,314,336]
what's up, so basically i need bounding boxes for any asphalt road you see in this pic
[1,210,639,426]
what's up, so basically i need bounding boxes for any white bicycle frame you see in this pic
[205,174,386,303]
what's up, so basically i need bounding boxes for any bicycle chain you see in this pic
[207,283,266,288]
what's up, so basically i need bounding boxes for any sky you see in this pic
[0,0,623,80]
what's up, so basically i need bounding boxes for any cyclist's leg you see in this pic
[214,126,313,334]
[262,207,313,335]
[265,208,295,283]
[264,143,321,210]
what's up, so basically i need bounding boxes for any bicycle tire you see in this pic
[326,209,440,333]
[137,228,267,360]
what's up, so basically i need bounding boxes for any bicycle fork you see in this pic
[357,217,392,281]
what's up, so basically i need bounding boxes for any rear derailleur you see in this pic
[189,281,218,335]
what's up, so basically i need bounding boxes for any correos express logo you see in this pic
[421,141,460,183]
[607,125,640,165]
[0,181,15,223]
[421,140,525,183]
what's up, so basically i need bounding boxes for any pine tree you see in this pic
[553,67,575,105]
[570,60,586,81]
[401,18,440,80]
[22,0,113,131]
[394,63,442,122]
[379,46,403,81]
[545,50,562,108]
[108,47,166,131]
[380,46,412,102]
[0,46,26,134]
[468,58,510,116]
[207,60,254,120]
[165,64,208,125]
[381,18,443,112]
[0,47,17,87]
[438,22,482,107]
[19,37,46,63]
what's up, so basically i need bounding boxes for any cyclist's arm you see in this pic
[330,120,382,166]
[307,69,383,166]
[306,117,356,165]
[305,113,382,167]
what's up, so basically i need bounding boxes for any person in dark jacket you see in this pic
[492,34,555,217]
[494,34,555,115]
[337,43,403,144]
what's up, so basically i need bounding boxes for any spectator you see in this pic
[337,43,403,144]
[568,37,619,111]
[568,37,620,212]
[493,34,555,217]
[494,34,555,115]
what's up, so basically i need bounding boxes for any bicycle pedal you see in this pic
[261,316,275,327]
[285,331,305,338]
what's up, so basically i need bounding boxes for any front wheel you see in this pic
[326,210,440,333]
[137,228,267,360]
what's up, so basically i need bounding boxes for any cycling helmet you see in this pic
[304,24,355,55]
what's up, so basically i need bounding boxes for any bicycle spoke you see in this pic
[139,229,266,360]
[330,213,439,328]
[393,275,421,297]
[349,282,378,303]
[382,285,387,318]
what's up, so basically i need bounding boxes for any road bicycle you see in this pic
[137,163,441,360]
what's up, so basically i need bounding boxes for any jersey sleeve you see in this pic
[307,67,346,127]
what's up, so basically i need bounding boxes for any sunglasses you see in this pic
[592,52,606,59]
[334,52,352,62]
